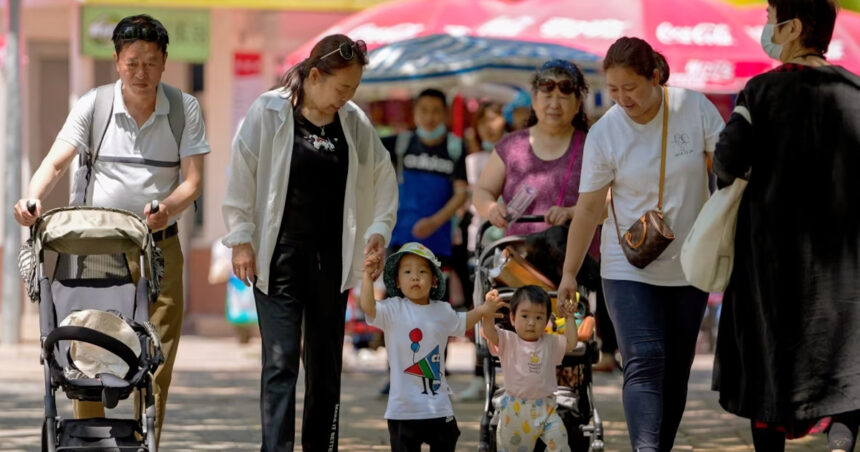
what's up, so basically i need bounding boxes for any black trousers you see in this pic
[387,417,460,452]
[255,239,348,452]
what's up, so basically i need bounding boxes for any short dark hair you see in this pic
[510,285,552,317]
[416,88,448,109]
[603,37,670,85]
[768,0,838,55]
[112,15,170,55]
[278,34,369,109]
[526,59,590,131]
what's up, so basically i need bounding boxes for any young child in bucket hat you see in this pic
[360,242,504,451]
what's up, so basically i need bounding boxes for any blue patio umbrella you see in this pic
[355,34,603,103]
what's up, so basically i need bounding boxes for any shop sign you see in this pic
[81,5,210,62]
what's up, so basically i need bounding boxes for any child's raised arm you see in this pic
[359,253,382,319]
[478,289,506,347]
[558,298,580,353]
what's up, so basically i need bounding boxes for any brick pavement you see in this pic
[0,337,828,451]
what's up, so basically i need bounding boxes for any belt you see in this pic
[151,223,178,242]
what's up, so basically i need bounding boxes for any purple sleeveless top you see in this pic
[496,129,600,257]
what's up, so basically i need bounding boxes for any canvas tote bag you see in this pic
[681,176,748,292]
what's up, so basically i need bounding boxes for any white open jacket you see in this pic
[222,88,398,295]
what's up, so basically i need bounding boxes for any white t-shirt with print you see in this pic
[367,297,467,420]
[579,86,725,285]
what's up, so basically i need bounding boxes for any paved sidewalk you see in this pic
[0,336,827,451]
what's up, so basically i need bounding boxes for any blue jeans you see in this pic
[602,279,707,452]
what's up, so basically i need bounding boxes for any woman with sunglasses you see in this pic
[473,59,597,240]
[557,37,725,452]
[222,34,397,452]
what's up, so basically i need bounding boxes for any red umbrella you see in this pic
[285,0,789,93]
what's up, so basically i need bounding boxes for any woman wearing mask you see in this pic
[557,37,725,452]
[712,1,860,450]
[222,34,397,451]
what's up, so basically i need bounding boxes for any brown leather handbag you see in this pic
[610,86,675,269]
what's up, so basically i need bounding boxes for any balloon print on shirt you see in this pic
[403,328,442,395]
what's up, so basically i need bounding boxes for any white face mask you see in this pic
[760,19,793,60]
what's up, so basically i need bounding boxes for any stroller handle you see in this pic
[27,199,37,214]
[149,200,159,214]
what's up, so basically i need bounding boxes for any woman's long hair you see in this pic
[278,34,369,108]
[526,59,590,131]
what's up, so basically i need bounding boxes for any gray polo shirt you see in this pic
[57,80,210,224]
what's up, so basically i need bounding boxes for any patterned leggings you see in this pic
[496,395,570,452]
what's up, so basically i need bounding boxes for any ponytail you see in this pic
[279,58,311,108]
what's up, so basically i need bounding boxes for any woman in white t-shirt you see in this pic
[557,37,725,452]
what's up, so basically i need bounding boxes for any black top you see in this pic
[278,110,348,242]
[712,64,860,423]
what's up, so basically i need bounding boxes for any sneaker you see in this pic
[456,377,485,402]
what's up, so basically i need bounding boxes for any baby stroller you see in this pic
[474,216,604,452]
[21,205,165,451]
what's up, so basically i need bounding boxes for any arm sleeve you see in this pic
[578,131,615,192]
[221,99,263,247]
[55,88,97,153]
[494,326,513,356]
[552,334,567,365]
[362,129,399,245]
[442,303,467,336]
[699,93,726,153]
[179,93,211,158]
[365,297,392,328]
[713,89,755,189]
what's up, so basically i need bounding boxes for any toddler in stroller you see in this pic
[474,217,604,452]
[20,205,165,451]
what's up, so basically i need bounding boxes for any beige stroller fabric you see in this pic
[59,309,142,379]
[34,207,151,256]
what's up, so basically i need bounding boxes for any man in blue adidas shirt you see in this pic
[382,88,468,267]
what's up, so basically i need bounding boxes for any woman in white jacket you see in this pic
[222,34,397,452]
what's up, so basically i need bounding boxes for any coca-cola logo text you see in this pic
[656,22,734,46]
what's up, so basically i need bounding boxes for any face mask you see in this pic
[481,140,495,151]
[760,19,793,60]
[416,124,447,142]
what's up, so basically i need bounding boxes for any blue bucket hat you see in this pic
[383,242,446,300]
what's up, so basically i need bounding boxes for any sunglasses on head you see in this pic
[537,78,577,95]
[118,24,159,41]
[319,40,368,62]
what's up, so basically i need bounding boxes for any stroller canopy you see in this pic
[34,207,152,256]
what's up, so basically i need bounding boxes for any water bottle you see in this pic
[505,183,537,225]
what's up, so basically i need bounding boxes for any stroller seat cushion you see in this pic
[59,309,141,379]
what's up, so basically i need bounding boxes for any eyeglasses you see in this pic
[118,24,159,41]
[319,40,368,62]
[537,78,577,95]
